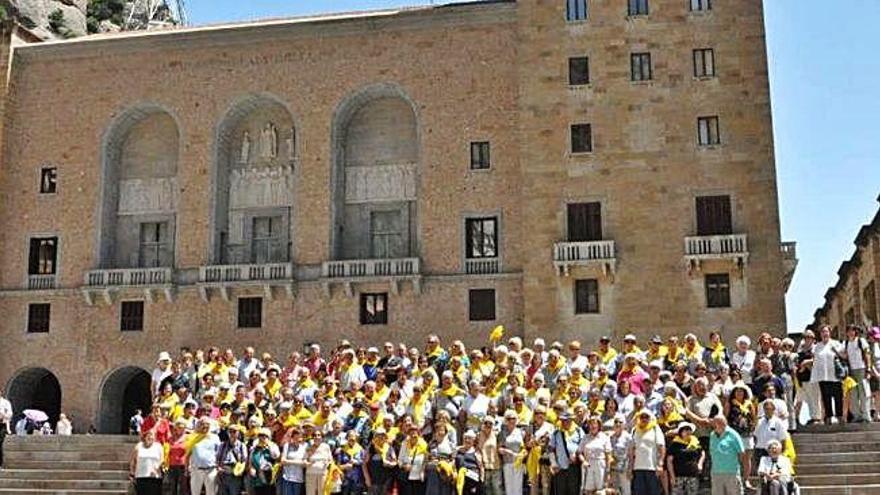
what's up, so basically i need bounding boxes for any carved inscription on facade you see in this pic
[118,178,178,215]
[345,163,417,204]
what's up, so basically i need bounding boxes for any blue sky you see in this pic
[186,0,880,331]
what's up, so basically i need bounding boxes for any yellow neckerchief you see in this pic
[182,431,208,454]
[245,427,260,441]
[559,420,578,435]
[515,404,533,425]
[634,419,658,436]
[409,393,429,426]
[658,408,684,427]
[479,359,496,377]
[297,376,316,390]
[370,412,385,430]
[160,393,179,410]
[588,399,605,415]
[427,346,444,359]
[375,384,390,402]
[548,357,567,373]
[323,462,343,495]
[684,343,704,360]
[526,443,543,482]
[570,374,589,390]
[218,413,231,428]
[264,378,281,398]
[710,344,726,364]
[546,409,558,426]
[594,374,608,390]
[646,345,668,361]
[372,438,390,460]
[440,383,464,398]
[342,442,363,459]
[731,398,752,417]
[597,347,618,364]
[312,410,335,428]
[405,436,428,458]
[666,345,681,363]
[672,434,700,450]
[452,366,469,385]
[386,426,400,444]
[197,362,214,378]
[365,356,379,367]
[551,383,570,403]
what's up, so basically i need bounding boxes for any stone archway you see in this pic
[98,366,151,434]
[6,367,62,427]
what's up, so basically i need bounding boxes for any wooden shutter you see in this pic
[696,196,732,236]
[568,203,602,241]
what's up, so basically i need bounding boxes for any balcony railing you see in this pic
[85,267,173,287]
[553,240,616,276]
[200,263,294,284]
[465,258,500,275]
[322,258,420,278]
[781,241,798,292]
[684,234,749,270]
[27,274,56,290]
[781,241,797,260]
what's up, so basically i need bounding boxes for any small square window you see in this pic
[27,303,50,333]
[705,274,731,308]
[570,124,592,153]
[628,0,649,16]
[693,48,715,78]
[697,116,721,145]
[470,142,491,170]
[690,0,711,12]
[574,279,600,314]
[469,289,496,321]
[465,217,499,259]
[566,0,588,21]
[631,53,653,81]
[360,293,388,325]
[120,301,144,332]
[39,167,57,194]
[238,297,263,328]
[569,57,590,86]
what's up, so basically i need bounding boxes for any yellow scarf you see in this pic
[597,347,618,364]
[672,434,700,450]
[372,439,390,461]
[526,445,542,483]
[731,398,752,417]
[406,437,428,458]
[635,419,658,436]
[441,384,464,398]
[658,408,683,428]
[181,432,208,455]
[684,344,704,360]
[667,346,681,363]
[588,399,605,415]
[410,393,429,426]
[342,442,363,460]
[710,344,726,364]
[647,345,669,361]
[323,462,343,495]
[427,346,444,359]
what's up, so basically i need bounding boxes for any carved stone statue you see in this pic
[240,131,251,163]
[260,122,278,159]
[286,127,296,161]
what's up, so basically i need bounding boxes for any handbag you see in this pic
[834,355,849,380]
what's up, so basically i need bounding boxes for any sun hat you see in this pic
[157,351,172,363]
[677,422,696,433]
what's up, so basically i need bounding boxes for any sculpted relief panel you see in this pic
[229,165,295,210]
[345,163,417,204]
[118,177,178,215]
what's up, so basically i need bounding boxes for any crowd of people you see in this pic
[127,324,879,495]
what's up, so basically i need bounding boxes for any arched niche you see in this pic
[6,367,62,427]
[97,366,152,434]
[330,84,420,260]
[98,104,180,269]
[212,94,297,265]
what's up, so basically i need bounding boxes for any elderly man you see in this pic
[549,411,584,494]
[186,417,222,495]
[709,416,748,495]
[756,439,794,495]
[686,377,723,480]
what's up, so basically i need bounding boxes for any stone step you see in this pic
[791,473,880,486]
[797,422,880,433]
[797,451,880,465]
[799,484,880,495]
[0,470,129,481]
[3,450,132,462]
[3,460,130,471]
[0,490,127,495]
[796,462,880,475]
[4,435,137,445]
[4,441,135,453]
[792,430,880,442]
[794,441,880,454]
[0,479,130,491]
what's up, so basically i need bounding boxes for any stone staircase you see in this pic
[0,434,134,494]
[793,422,880,495]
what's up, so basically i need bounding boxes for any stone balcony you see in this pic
[464,258,500,275]
[781,241,798,292]
[27,274,56,290]
[321,257,421,296]
[684,234,749,271]
[197,262,295,301]
[553,240,616,277]
[82,267,174,305]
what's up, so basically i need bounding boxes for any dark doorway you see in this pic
[98,367,151,434]
[6,367,62,428]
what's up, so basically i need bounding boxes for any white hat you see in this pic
[736,336,751,346]
[157,351,172,363]
[624,334,637,342]
[677,422,697,433]
[533,338,546,347]
[367,347,379,354]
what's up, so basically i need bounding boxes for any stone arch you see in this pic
[330,83,421,260]
[97,366,152,434]
[97,103,181,268]
[6,367,62,427]
[211,93,298,264]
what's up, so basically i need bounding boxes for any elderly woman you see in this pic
[809,325,845,424]
[757,439,794,495]
[498,409,526,495]
[456,430,485,495]
[666,422,704,495]
[129,429,163,495]
[578,416,612,494]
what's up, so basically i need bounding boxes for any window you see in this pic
[690,0,711,11]
[371,211,406,258]
[28,237,57,275]
[695,195,732,236]
[139,222,170,268]
[705,274,731,308]
[574,279,600,314]
[569,57,590,86]
[697,116,721,145]
[470,141,491,170]
[39,167,57,194]
[566,0,588,21]
[120,301,144,332]
[570,124,592,153]
[469,289,496,321]
[631,53,653,81]
[628,0,649,16]
[567,202,602,241]
[251,216,285,263]
[237,297,263,328]
[465,217,498,259]
[360,293,388,325]
[693,48,715,78]
[27,303,50,333]
[864,281,877,325]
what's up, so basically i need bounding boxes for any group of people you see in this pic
[117,325,880,495]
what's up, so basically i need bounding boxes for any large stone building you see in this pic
[0,0,795,431]
[810,196,880,334]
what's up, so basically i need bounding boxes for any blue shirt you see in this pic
[709,427,745,475]
[190,434,221,469]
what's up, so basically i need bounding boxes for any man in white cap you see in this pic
[186,417,221,495]
[152,351,173,397]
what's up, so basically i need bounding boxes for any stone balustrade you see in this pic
[553,240,616,276]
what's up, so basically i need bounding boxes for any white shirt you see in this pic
[757,455,793,484]
[399,441,427,481]
[756,398,788,420]
[845,338,868,371]
[731,350,756,384]
[632,426,665,471]
[0,396,12,427]
[753,417,788,450]
[811,340,843,382]
[151,367,171,395]
[579,432,612,465]
[281,442,307,482]
[135,442,164,478]
[57,419,73,436]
